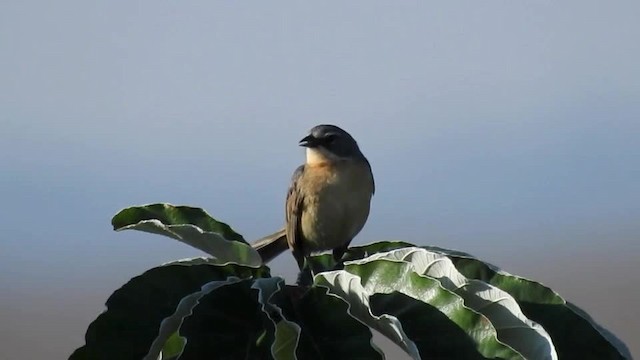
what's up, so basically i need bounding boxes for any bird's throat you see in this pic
[306,147,335,165]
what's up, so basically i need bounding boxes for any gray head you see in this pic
[299,124,364,162]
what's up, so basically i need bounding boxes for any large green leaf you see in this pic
[422,245,632,360]
[69,261,268,360]
[112,203,262,267]
[316,260,523,359]
[112,203,245,241]
[364,248,557,359]
[330,242,630,359]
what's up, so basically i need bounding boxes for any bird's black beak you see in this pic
[299,134,319,148]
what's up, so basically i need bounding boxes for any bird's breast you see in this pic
[299,161,374,251]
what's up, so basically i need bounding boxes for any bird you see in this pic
[252,124,375,273]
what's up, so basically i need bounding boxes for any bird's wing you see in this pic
[285,165,306,268]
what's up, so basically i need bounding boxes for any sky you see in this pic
[1,1,639,358]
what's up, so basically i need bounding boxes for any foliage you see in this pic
[70,203,631,359]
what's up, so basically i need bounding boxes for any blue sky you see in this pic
[1,1,638,358]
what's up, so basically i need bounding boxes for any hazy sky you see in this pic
[1,1,638,358]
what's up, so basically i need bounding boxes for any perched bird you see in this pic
[252,124,375,271]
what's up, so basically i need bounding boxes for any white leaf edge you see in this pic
[315,270,416,360]
[118,220,262,267]
[252,277,302,360]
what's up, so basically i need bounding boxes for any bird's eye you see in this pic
[325,135,337,144]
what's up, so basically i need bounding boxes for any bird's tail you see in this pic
[251,228,288,264]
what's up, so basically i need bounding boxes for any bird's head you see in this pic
[299,124,364,165]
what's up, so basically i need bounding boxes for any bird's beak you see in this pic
[299,134,319,148]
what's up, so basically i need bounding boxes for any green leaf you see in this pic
[422,245,632,360]
[364,247,557,359]
[336,241,630,359]
[252,278,301,360]
[112,203,244,241]
[111,203,262,266]
[178,279,276,359]
[369,292,486,359]
[314,269,419,359]
[69,261,268,360]
[282,287,385,359]
[145,276,245,360]
[316,259,523,359]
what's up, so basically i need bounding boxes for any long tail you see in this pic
[251,228,288,264]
